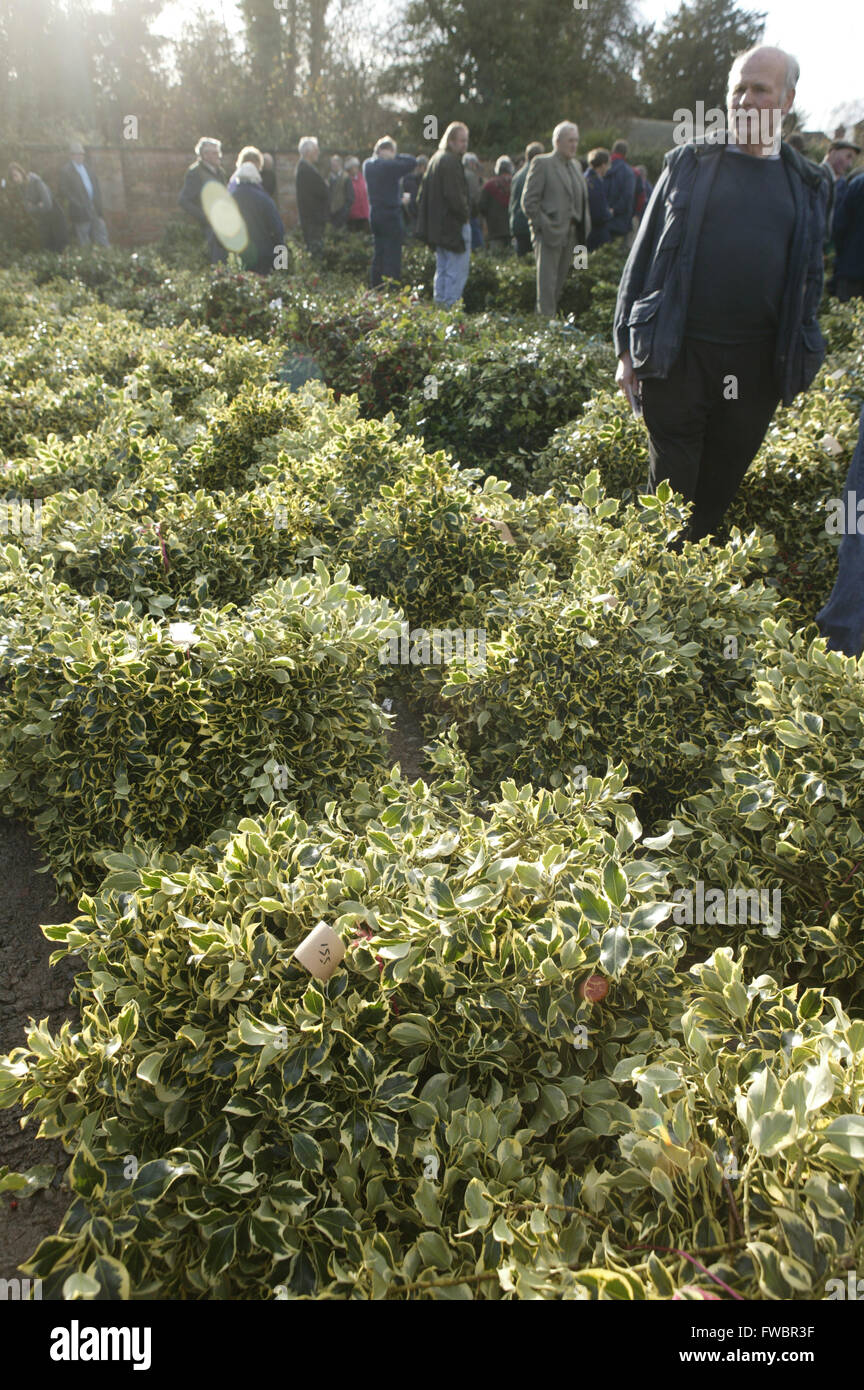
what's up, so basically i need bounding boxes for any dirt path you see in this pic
[0,820,77,1282]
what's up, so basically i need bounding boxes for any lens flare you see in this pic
[201,182,248,253]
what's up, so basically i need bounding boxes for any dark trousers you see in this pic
[370,207,403,287]
[514,232,532,258]
[835,277,864,302]
[641,336,781,541]
[301,220,325,259]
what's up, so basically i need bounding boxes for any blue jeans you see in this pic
[816,404,864,656]
[434,224,471,306]
[370,207,403,287]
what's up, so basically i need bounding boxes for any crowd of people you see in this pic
[171,125,655,311]
[3,45,862,653]
[4,140,109,249]
[7,116,860,317]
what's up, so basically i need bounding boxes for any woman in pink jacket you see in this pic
[345,157,370,232]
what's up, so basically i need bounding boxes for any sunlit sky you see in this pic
[154,0,861,133]
[636,0,862,132]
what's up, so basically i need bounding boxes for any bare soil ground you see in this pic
[0,819,78,1281]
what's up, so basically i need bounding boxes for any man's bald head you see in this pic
[729,45,799,105]
[727,44,799,153]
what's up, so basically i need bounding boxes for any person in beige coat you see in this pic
[521,121,591,316]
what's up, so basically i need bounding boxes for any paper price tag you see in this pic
[293,921,345,981]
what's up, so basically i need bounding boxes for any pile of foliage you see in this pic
[438,475,783,823]
[405,325,613,484]
[0,552,399,893]
[1,257,864,1304]
[658,616,864,999]
[2,767,862,1299]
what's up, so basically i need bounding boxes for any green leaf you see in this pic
[578,888,610,925]
[291,1132,323,1173]
[63,1271,101,1300]
[416,1230,453,1269]
[135,1052,165,1086]
[311,1207,356,1243]
[69,1147,106,1200]
[751,1109,797,1157]
[130,1159,193,1203]
[603,862,627,908]
[88,1255,131,1301]
[462,1178,493,1232]
[820,1115,864,1159]
[413,1177,443,1226]
[202,1224,237,1281]
[599,926,630,976]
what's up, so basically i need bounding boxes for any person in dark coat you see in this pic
[296,136,329,257]
[479,157,514,253]
[510,142,544,257]
[178,137,227,263]
[585,148,613,250]
[463,152,484,249]
[633,164,654,224]
[7,161,68,250]
[401,154,427,236]
[363,136,417,287]
[328,155,354,230]
[833,170,864,300]
[614,45,829,543]
[232,161,285,275]
[59,141,109,245]
[817,403,864,657]
[260,153,277,199]
[415,121,471,306]
[604,139,637,240]
[820,139,860,241]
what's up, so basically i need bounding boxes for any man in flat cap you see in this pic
[822,140,860,226]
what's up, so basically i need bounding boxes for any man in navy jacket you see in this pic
[586,148,613,250]
[363,137,417,287]
[833,171,864,301]
[614,45,828,541]
[604,140,636,240]
[232,162,285,276]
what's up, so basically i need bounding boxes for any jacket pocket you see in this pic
[628,289,665,371]
[654,186,689,256]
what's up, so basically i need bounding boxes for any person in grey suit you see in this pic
[521,121,591,317]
